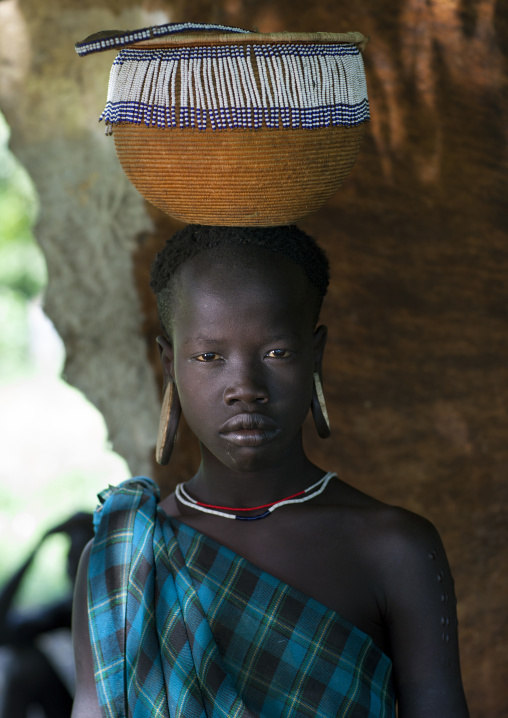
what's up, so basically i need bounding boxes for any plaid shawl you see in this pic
[88,478,395,718]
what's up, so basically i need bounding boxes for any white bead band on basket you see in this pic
[100,43,368,132]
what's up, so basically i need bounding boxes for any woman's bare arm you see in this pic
[377,509,469,718]
[71,540,102,718]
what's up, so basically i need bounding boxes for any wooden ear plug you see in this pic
[155,381,181,465]
[311,372,331,439]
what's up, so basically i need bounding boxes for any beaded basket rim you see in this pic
[129,31,368,50]
[77,29,368,56]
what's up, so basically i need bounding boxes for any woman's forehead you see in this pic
[178,248,308,297]
[173,250,314,328]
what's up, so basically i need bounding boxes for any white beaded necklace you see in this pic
[175,472,337,521]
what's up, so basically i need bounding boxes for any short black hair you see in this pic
[150,225,330,334]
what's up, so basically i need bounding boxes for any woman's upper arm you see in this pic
[71,539,102,718]
[380,510,469,718]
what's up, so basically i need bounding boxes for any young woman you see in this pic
[72,224,469,717]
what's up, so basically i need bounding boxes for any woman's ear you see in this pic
[156,335,175,386]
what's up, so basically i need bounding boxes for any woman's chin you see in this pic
[201,439,288,475]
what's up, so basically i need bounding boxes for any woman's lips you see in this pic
[219,414,279,446]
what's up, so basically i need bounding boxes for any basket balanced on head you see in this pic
[76,22,370,226]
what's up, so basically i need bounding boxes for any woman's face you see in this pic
[163,250,326,474]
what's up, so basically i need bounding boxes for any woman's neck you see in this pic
[185,439,324,509]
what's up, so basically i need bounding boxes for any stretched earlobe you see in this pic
[156,335,174,380]
[155,380,181,465]
[311,372,331,439]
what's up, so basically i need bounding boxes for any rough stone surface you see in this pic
[0,0,167,474]
[1,0,507,714]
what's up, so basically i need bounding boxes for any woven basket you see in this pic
[77,25,369,226]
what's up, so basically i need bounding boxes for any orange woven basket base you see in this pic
[113,123,365,226]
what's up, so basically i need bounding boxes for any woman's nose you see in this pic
[223,364,269,405]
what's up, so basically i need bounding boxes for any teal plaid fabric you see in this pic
[88,478,395,718]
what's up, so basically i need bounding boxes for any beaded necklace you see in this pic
[175,472,337,521]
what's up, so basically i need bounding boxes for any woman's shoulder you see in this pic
[361,499,442,557]
[332,475,439,533]
[335,490,469,715]
[331,482,455,626]
[325,477,446,576]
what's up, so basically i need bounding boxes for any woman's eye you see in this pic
[266,349,291,359]
[195,353,220,362]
